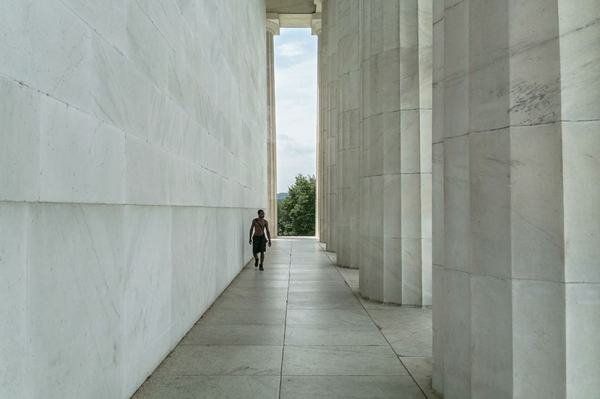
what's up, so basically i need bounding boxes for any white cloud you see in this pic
[276,41,306,58]
[274,29,318,193]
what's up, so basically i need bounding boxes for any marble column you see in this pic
[359,0,432,305]
[432,0,600,397]
[431,0,444,393]
[323,0,338,252]
[335,0,361,269]
[320,2,330,245]
[266,23,279,237]
[314,20,326,243]
[358,0,385,301]
[315,26,322,241]
[417,0,433,307]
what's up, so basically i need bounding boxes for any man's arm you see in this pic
[249,220,254,244]
[266,221,272,247]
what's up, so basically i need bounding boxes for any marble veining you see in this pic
[0,0,267,398]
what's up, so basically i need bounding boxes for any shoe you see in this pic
[255,258,259,267]
[259,265,264,271]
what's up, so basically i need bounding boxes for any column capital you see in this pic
[311,13,322,35]
[266,13,280,35]
[314,0,323,13]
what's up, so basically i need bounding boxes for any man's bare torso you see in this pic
[253,218,268,237]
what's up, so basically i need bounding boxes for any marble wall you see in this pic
[431,0,600,397]
[0,0,267,398]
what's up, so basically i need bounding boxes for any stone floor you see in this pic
[132,238,440,399]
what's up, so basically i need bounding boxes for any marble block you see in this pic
[510,124,564,282]
[401,238,423,305]
[0,0,92,111]
[60,0,127,52]
[0,76,40,202]
[470,275,512,399]
[27,204,124,399]
[566,283,600,397]
[443,0,469,79]
[558,1,600,122]
[123,206,172,397]
[171,207,205,346]
[383,237,402,304]
[0,203,28,399]
[469,130,511,278]
[431,264,445,392]
[512,280,566,398]
[40,97,126,204]
[126,0,169,93]
[563,121,600,283]
[442,269,471,399]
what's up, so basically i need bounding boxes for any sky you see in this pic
[274,28,318,193]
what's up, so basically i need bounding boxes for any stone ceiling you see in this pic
[266,0,316,14]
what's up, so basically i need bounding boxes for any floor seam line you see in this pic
[328,246,430,399]
[278,239,293,399]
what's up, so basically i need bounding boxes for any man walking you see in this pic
[249,209,272,270]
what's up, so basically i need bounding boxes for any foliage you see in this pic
[278,174,316,236]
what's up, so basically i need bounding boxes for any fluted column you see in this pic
[320,2,330,245]
[417,0,433,306]
[335,0,361,269]
[323,0,338,252]
[314,18,326,243]
[359,0,385,300]
[266,22,279,237]
[432,0,600,397]
[315,26,322,241]
[359,0,432,305]
[431,0,444,393]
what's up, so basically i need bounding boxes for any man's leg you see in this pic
[254,252,259,267]
[259,251,265,270]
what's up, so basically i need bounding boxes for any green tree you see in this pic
[278,174,316,236]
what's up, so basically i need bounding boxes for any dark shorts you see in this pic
[253,235,267,254]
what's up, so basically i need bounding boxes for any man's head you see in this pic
[258,209,265,219]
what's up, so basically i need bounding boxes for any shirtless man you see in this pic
[249,209,272,270]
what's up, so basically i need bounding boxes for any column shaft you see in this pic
[315,30,325,242]
[358,0,432,305]
[266,29,278,237]
[431,0,445,393]
[561,1,600,395]
[321,2,330,245]
[324,0,338,252]
[335,0,361,268]
[432,0,600,397]
[359,0,385,300]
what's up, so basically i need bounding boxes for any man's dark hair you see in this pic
[258,209,264,215]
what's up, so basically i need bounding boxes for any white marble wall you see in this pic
[0,1,267,398]
[432,0,600,397]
